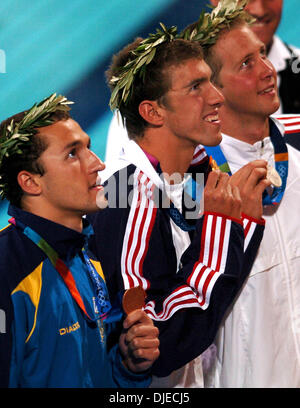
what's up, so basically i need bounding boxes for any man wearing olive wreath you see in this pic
[88,20,270,387]
[0,94,160,388]
[210,0,300,116]
[182,0,300,388]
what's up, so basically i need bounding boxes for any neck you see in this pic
[219,108,270,144]
[21,199,83,233]
[137,129,195,178]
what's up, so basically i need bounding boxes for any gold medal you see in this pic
[266,165,282,187]
[122,286,146,314]
[209,156,219,171]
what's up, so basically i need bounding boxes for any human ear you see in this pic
[138,100,164,126]
[17,171,42,196]
[209,0,219,7]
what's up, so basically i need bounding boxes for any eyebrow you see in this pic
[236,44,266,68]
[63,137,91,152]
[236,52,253,66]
[184,76,208,89]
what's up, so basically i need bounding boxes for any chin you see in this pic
[96,192,108,210]
[205,133,223,147]
[267,99,281,116]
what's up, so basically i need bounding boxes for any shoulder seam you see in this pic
[11,262,43,343]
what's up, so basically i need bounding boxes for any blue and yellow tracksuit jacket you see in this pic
[0,205,150,388]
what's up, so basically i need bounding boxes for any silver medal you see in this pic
[266,165,282,187]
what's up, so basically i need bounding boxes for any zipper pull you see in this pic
[260,140,264,157]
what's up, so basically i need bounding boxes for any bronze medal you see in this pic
[122,286,146,314]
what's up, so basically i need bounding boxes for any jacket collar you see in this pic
[219,117,284,172]
[8,204,93,259]
[99,139,165,190]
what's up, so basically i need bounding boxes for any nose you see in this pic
[259,55,275,79]
[88,150,105,173]
[246,0,266,18]
[208,82,225,108]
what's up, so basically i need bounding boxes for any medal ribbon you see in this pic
[203,120,289,206]
[143,149,204,232]
[156,163,196,232]
[9,217,115,322]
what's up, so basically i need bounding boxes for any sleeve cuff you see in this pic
[203,211,243,226]
[114,346,152,388]
[241,212,266,226]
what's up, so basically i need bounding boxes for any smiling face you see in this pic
[34,118,105,226]
[212,24,280,121]
[161,58,225,148]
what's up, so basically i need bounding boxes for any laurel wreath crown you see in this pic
[180,0,254,45]
[108,22,178,111]
[0,93,73,199]
[108,1,254,113]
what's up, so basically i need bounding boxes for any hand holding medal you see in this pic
[229,159,272,219]
[120,286,160,373]
[122,286,146,314]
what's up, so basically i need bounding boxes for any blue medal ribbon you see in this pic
[203,119,289,206]
[82,249,112,320]
[156,164,197,232]
[263,120,288,205]
[9,217,122,325]
[82,249,123,323]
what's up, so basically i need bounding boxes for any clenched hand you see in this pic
[119,309,160,373]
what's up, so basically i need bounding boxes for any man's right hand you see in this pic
[204,170,242,220]
[229,160,272,220]
[119,309,160,373]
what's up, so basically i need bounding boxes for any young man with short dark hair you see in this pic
[0,94,159,388]
[89,25,269,387]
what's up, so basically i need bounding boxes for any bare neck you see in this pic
[137,129,195,178]
[219,108,270,145]
[21,198,83,233]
